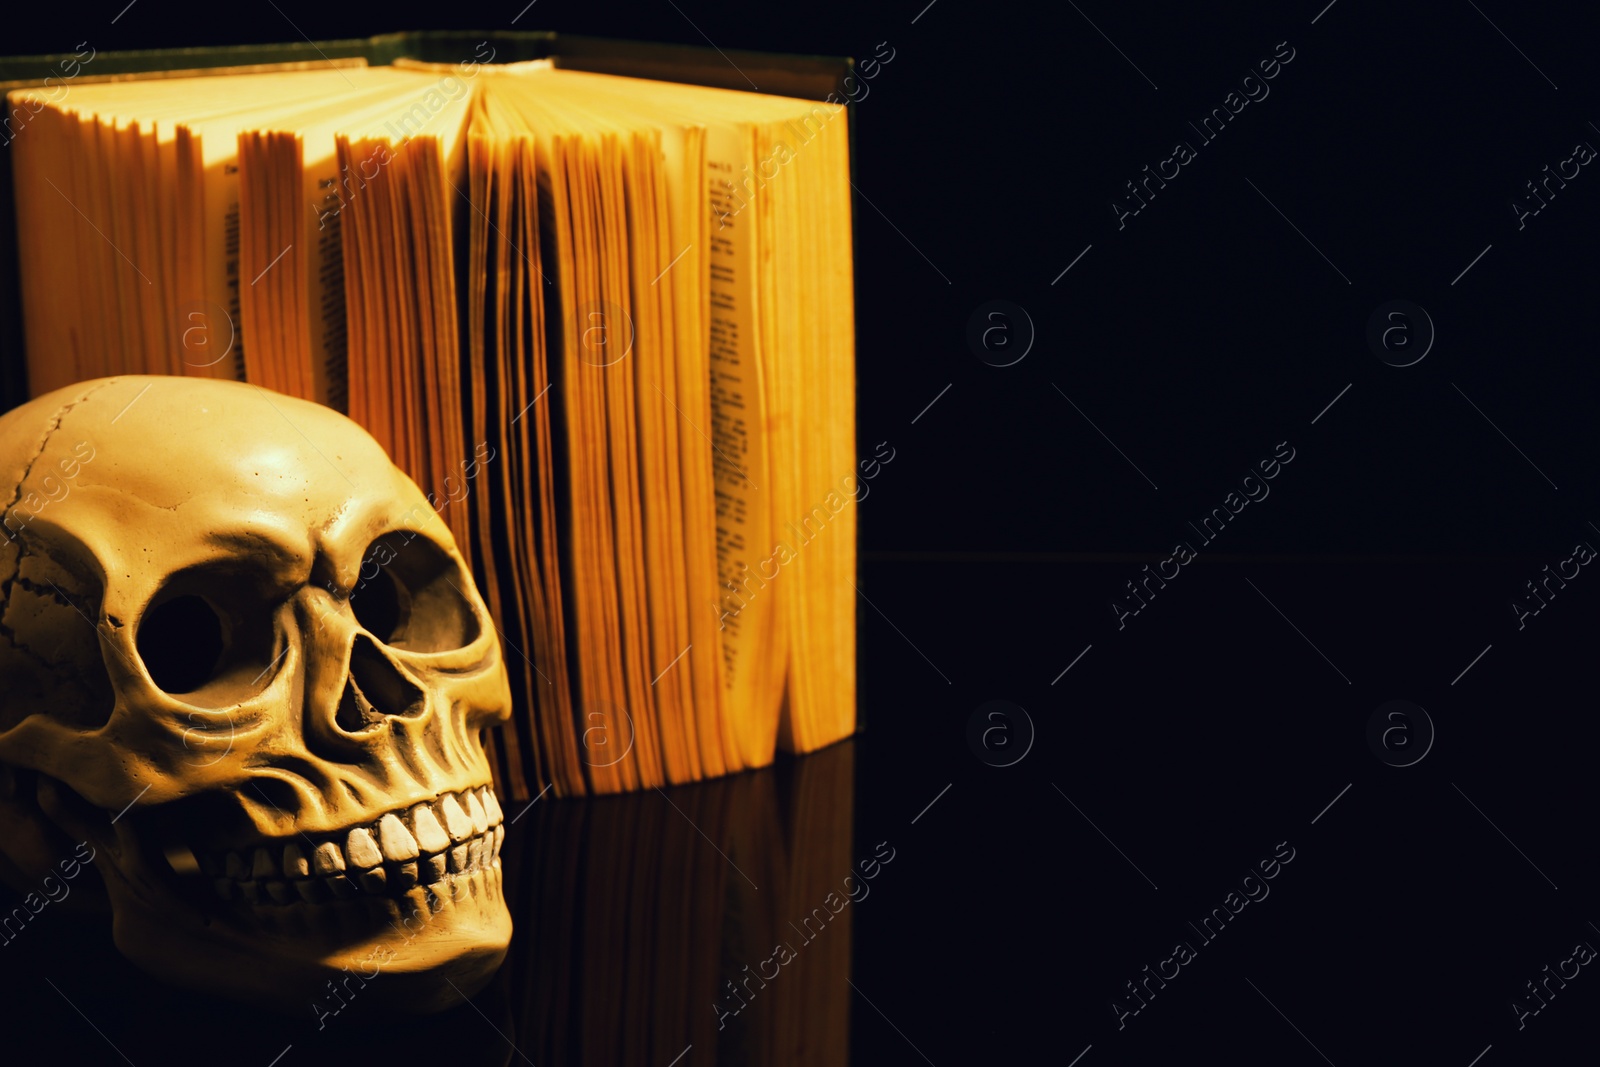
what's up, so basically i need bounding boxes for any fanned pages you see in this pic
[7,59,856,796]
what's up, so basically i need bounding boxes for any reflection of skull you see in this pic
[0,376,513,1011]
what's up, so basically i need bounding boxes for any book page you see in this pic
[704,122,782,764]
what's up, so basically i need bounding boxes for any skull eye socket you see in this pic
[138,596,223,693]
[351,567,403,642]
[349,534,478,652]
[135,572,281,707]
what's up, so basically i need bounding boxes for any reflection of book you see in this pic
[496,740,855,1065]
[2,35,858,796]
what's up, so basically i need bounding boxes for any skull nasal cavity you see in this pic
[336,634,424,732]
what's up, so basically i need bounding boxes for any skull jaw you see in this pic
[103,846,512,1013]
[35,776,512,1014]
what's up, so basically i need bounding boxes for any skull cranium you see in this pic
[0,376,513,1011]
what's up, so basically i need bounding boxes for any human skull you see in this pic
[0,376,513,1011]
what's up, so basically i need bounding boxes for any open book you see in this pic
[6,55,857,795]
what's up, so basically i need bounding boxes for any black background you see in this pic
[3,1,1599,1064]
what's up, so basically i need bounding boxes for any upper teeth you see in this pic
[199,786,505,905]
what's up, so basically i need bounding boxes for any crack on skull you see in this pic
[0,382,116,675]
[0,545,96,715]
[0,379,116,609]
[14,572,85,609]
